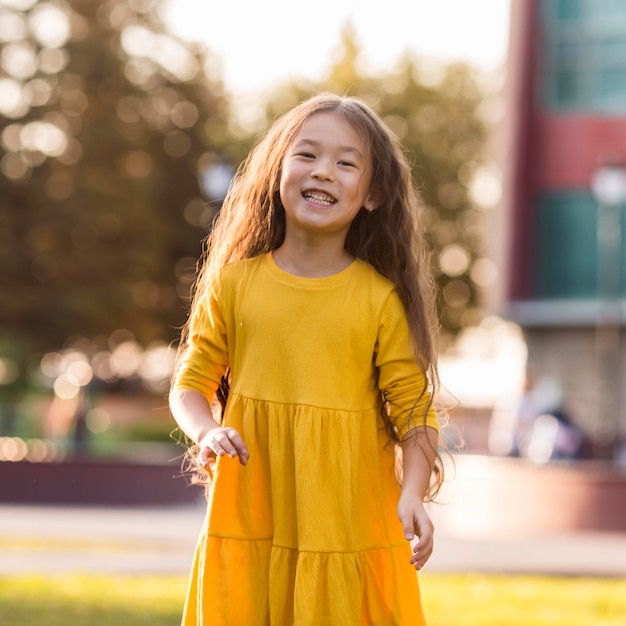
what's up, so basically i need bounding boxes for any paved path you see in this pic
[1,500,625,577]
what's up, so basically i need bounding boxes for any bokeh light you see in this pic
[1,41,38,79]
[85,407,111,434]
[20,120,67,154]
[0,436,28,461]
[468,165,502,209]
[0,357,19,385]
[120,24,199,81]
[0,77,28,117]
[439,244,471,277]
[0,11,27,43]
[53,373,80,400]
[29,2,71,48]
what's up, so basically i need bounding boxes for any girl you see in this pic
[170,93,444,626]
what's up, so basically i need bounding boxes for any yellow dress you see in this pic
[173,253,438,626]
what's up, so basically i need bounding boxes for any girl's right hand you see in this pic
[199,427,249,466]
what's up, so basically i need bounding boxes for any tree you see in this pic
[240,24,493,340]
[0,0,230,358]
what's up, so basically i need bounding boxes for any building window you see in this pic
[541,0,626,112]
[535,191,597,298]
[534,189,626,298]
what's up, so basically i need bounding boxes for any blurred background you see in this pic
[0,0,625,520]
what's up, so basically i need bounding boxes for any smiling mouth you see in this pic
[302,192,336,206]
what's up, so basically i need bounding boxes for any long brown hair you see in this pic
[178,93,444,498]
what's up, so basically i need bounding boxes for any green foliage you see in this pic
[0,0,230,357]
[0,9,495,371]
[1,573,625,626]
[239,24,493,337]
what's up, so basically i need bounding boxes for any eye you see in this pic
[296,152,315,159]
[338,160,356,168]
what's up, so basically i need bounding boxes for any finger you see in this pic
[199,445,216,467]
[410,552,432,569]
[225,429,249,465]
[410,551,431,570]
[212,432,239,458]
[414,520,433,543]
[410,528,434,569]
[207,430,249,465]
[398,510,415,541]
[233,440,249,465]
[412,533,434,557]
[410,542,433,569]
[207,441,228,458]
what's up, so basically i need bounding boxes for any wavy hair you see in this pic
[178,93,444,499]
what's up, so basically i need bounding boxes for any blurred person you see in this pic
[489,367,585,461]
[513,371,561,457]
[524,384,585,463]
[170,94,444,625]
[488,365,538,456]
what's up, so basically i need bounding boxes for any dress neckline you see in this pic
[266,252,359,288]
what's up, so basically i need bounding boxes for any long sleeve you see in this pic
[172,287,230,401]
[374,289,438,439]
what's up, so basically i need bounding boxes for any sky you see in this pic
[163,0,512,96]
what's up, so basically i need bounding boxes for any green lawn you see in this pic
[421,573,626,626]
[0,573,624,625]
[0,575,187,626]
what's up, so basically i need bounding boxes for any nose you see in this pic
[311,157,334,181]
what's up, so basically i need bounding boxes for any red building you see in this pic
[496,0,626,455]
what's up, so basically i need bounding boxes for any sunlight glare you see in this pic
[163,0,510,94]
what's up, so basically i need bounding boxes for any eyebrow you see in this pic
[292,138,364,158]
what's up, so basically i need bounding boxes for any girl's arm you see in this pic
[169,388,249,466]
[397,425,439,570]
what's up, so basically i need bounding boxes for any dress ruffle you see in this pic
[181,395,427,625]
[185,535,425,626]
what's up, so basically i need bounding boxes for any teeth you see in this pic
[303,192,335,206]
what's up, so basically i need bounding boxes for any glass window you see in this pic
[599,68,626,106]
[556,0,581,20]
[541,0,626,112]
[534,191,598,298]
[555,69,581,106]
[534,190,626,299]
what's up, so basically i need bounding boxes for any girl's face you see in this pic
[279,111,375,242]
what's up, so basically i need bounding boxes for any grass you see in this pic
[0,573,624,625]
[421,573,626,626]
[0,574,188,626]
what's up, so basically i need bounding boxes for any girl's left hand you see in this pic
[397,493,434,570]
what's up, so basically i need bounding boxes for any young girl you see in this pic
[170,93,444,626]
